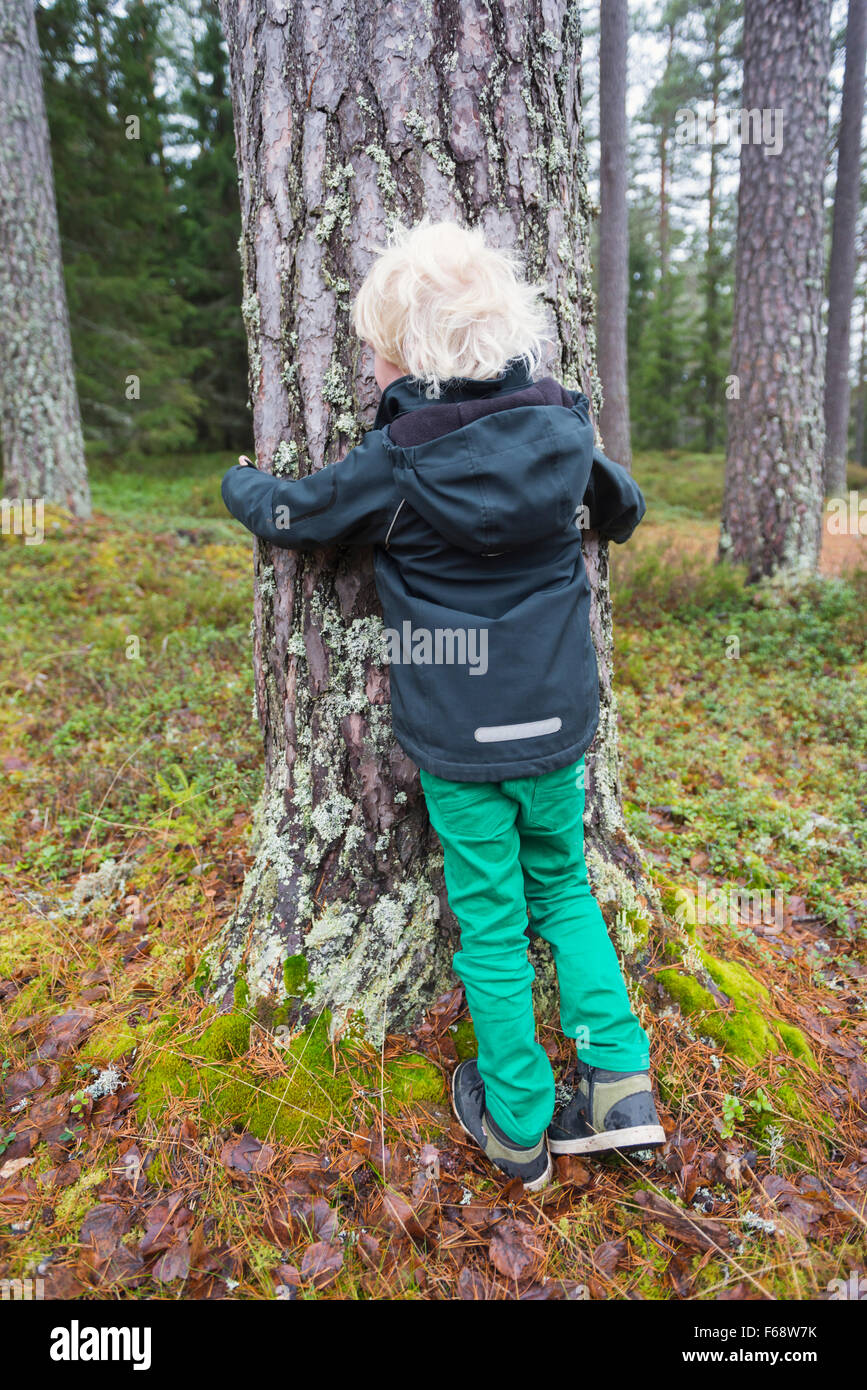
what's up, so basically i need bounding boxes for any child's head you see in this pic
[351,218,550,398]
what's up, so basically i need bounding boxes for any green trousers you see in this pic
[420,758,649,1146]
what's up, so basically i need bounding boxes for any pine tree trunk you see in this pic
[597,0,631,469]
[854,288,867,467]
[211,0,656,1037]
[702,16,725,455]
[720,0,829,580]
[824,0,867,496]
[0,0,89,516]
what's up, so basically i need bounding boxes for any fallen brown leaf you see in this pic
[457,1265,494,1299]
[153,1239,191,1283]
[592,1237,628,1274]
[300,1240,343,1289]
[488,1217,543,1280]
[554,1154,592,1186]
[40,1008,98,1057]
[377,1188,432,1243]
[219,1132,275,1177]
[2,1062,60,1104]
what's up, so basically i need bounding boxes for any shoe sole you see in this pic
[548,1123,666,1156]
[451,1066,553,1193]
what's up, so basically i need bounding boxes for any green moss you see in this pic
[148,1011,179,1044]
[233,976,250,1011]
[245,1237,282,1290]
[198,1012,251,1060]
[56,1166,108,1223]
[658,959,820,1070]
[764,1262,822,1301]
[137,1005,448,1150]
[779,1140,813,1170]
[656,968,775,1065]
[0,922,47,977]
[655,1064,687,1110]
[6,973,53,1019]
[776,1023,817,1069]
[771,1083,808,1123]
[79,1018,137,1062]
[146,1152,171,1186]
[656,968,716,1015]
[717,1010,777,1065]
[699,951,770,1008]
[658,882,697,937]
[283,953,309,996]
[137,1010,352,1146]
[624,1227,672,1300]
[382,1054,444,1105]
[625,907,651,952]
[771,1081,831,1132]
[452,1019,478,1061]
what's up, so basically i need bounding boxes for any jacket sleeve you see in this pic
[220,428,398,550]
[582,447,646,543]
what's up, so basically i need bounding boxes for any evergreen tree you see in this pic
[824,0,867,493]
[37,0,202,461]
[0,0,89,514]
[626,1,740,454]
[688,0,741,453]
[172,0,247,451]
[629,4,696,449]
[722,0,829,579]
[597,0,632,467]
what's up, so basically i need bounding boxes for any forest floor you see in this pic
[0,450,865,1301]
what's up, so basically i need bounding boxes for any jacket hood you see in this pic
[381,372,595,555]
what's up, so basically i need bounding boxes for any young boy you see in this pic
[222,219,664,1192]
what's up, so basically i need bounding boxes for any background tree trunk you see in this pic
[210,0,657,1037]
[0,0,89,516]
[824,0,867,496]
[597,0,632,469]
[854,284,867,467]
[720,0,829,580]
[698,0,741,455]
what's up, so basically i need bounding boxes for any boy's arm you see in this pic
[221,429,397,549]
[563,389,646,543]
[582,446,646,544]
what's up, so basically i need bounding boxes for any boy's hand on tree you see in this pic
[238,454,253,467]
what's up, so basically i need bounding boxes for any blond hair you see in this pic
[351,218,551,398]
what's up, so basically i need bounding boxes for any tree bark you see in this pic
[211,0,656,1038]
[720,0,829,581]
[657,22,675,288]
[0,0,89,516]
[701,8,731,455]
[854,283,867,467]
[597,0,631,469]
[824,0,867,495]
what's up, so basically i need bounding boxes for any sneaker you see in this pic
[451,1059,552,1192]
[547,1060,665,1156]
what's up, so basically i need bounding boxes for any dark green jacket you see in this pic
[221,359,645,781]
